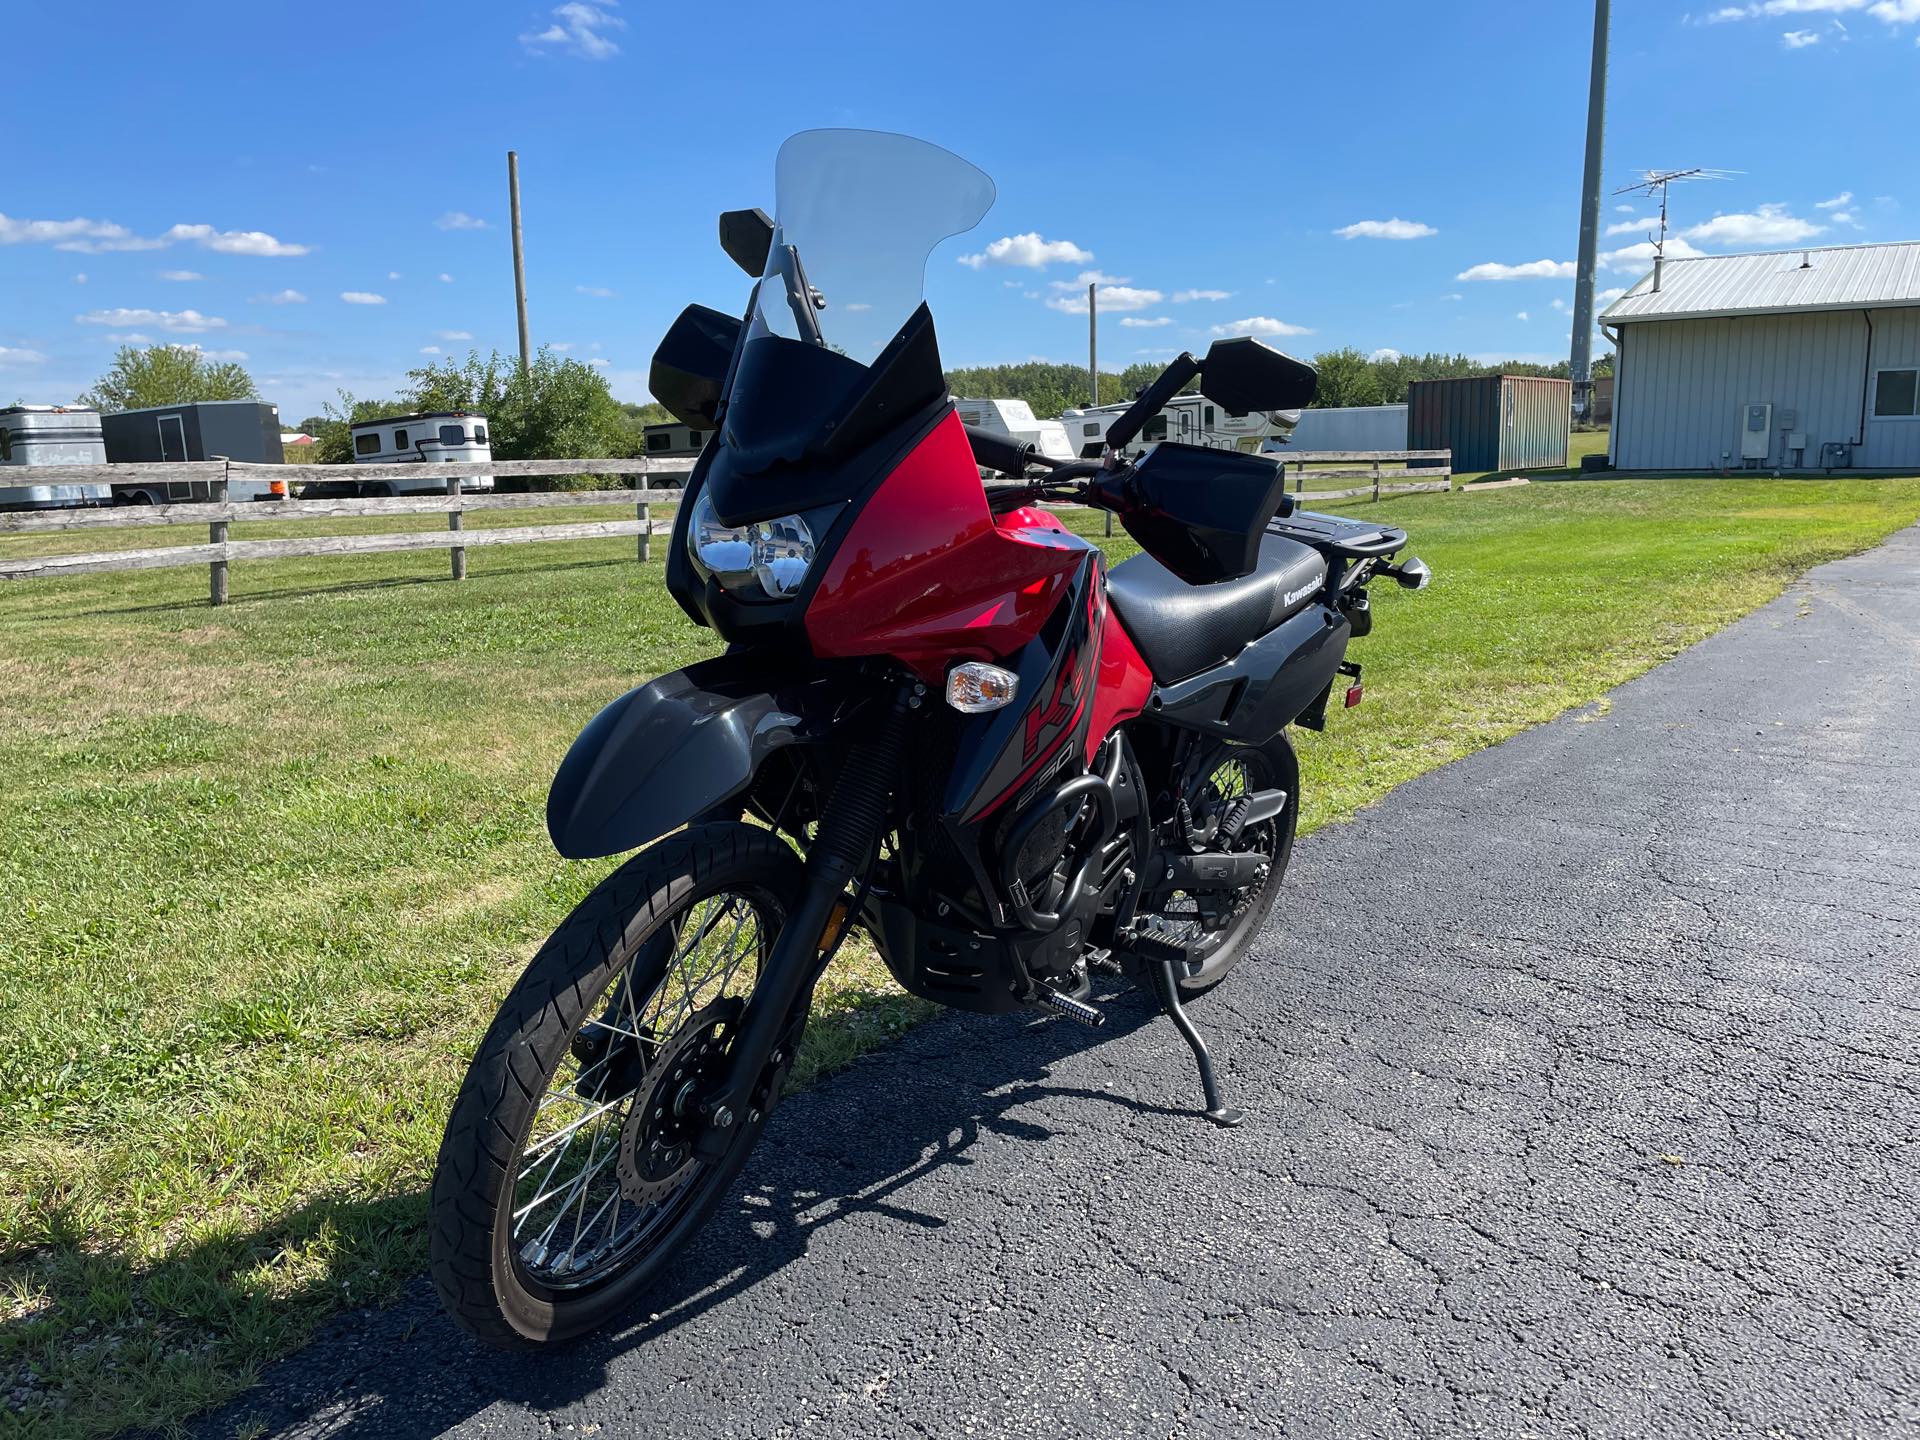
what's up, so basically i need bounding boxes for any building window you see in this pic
[1873,368,1919,418]
[438,424,465,445]
[473,426,487,444]
[393,428,409,450]
[1204,406,1216,428]
[1079,442,1103,458]
[688,431,704,447]
[354,432,381,456]
[1144,415,1168,441]
[646,433,671,452]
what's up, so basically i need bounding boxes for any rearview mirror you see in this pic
[1200,336,1317,415]
[719,208,775,278]
[649,303,742,429]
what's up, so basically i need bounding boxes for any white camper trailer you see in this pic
[952,398,1076,466]
[1059,393,1277,460]
[336,411,495,496]
[0,406,111,509]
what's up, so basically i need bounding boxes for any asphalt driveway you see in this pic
[196,525,1920,1439]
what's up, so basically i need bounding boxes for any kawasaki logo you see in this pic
[1284,583,1319,607]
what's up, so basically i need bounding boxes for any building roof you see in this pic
[1602,241,1920,325]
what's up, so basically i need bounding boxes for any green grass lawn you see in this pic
[5,476,1920,1437]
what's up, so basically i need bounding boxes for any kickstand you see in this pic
[1149,958,1245,1128]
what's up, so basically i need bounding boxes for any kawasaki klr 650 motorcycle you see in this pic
[430,130,1429,1347]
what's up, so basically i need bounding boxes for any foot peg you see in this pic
[1039,986,1107,1028]
[1148,958,1244,1127]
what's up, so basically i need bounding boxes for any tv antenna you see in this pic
[1612,167,1736,292]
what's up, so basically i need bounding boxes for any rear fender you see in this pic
[547,653,837,860]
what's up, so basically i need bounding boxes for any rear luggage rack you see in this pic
[1267,508,1406,560]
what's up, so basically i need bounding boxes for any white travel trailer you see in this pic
[342,411,495,495]
[0,406,111,509]
[952,398,1076,466]
[1059,393,1278,460]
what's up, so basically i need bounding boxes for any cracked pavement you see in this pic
[196,527,1920,1439]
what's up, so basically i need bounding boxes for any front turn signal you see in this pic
[947,662,1019,713]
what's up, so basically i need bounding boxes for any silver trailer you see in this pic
[1268,404,1408,454]
[0,406,111,509]
[338,411,494,496]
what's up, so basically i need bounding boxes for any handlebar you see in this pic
[963,424,1040,477]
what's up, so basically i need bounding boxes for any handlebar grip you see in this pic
[964,424,1038,476]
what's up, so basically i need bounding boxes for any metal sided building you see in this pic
[1601,241,1920,472]
[1280,404,1408,454]
[1405,375,1570,472]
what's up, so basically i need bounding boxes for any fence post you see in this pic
[636,473,652,562]
[209,462,230,606]
[1372,457,1382,504]
[447,473,466,580]
[1293,460,1303,494]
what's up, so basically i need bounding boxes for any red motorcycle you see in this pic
[430,130,1429,1347]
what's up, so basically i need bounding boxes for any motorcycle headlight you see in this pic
[688,491,817,600]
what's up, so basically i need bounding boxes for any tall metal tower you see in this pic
[1569,0,1610,421]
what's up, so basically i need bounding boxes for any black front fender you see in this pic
[547,653,834,860]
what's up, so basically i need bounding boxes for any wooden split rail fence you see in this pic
[0,456,695,604]
[1277,449,1453,504]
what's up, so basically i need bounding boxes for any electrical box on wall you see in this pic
[1741,402,1772,462]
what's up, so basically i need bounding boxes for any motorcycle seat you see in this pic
[1105,533,1327,683]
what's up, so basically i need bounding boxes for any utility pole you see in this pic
[1087,282,1097,407]
[508,150,531,374]
[1569,0,1609,422]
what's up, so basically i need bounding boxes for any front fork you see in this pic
[689,677,920,1159]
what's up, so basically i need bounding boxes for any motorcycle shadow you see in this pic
[204,977,1179,1438]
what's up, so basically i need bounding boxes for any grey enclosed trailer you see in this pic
[1271,404,1408,454]
[100,400,287,503]
[0,405,111,509]
[1406,375,1570,472]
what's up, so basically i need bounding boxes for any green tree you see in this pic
[1307,348,1386,409]
[80,344,257,413]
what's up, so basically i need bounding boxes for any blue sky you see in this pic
[3,0,1917,420]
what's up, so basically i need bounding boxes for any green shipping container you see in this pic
[1406,375,1570,473]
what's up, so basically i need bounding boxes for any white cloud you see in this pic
[1597,287,1628,305]
[576,284,615,297]
[158,269,202,281]
[550,342,572,352]
[1816,190,1854,208]
[161,224,309,257]
[1551,297,1570,312]
[521,0,626,58]
[437,329,473,341]
[1370,347,1402,362]
[0,345,49,365]
[1829,208,1861,227]
[1605,216,1655,236]
[588,356,611,366]
[436,211,489,231]
[388,270,402,280]
[183,346,249,362]
[1210,316,1315,337]
[1782,26,1822,43]
[76,307,227,333]
[843,302,873,312]
[1046,285,1162,314]
[1334,218,1437,240]
[103,332,152,343]
[1696,1,1920,27]
[420,346,441,354]
[1076,269,1129,285]
[1682,203,1823,245]
[1602,237,1708,270]
[1172,288,1232,302]
[1442,292,1464,301]
[72,272,86,284]
[957,232,1093,269]
[340,291,387,305]
[1614,203,1637,213]
[255,288,306,304]
[1120,316,1172,328]
[438,272,454,283]
[0,212,306,255]
[1457,258,1577,281]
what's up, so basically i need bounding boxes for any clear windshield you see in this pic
[749,130,996,364]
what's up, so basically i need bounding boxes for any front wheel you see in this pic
[429,823,807,1348]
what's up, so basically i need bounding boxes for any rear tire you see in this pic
[429,823,806,1348]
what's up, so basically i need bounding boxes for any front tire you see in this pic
[429,823,806,1348]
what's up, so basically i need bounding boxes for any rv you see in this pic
[951,398,1075,467]
[0,406,111,509]
[1059,393,1278,460]
[642,421,712,461]
[100,400,288,504]
[341,411,494,496]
